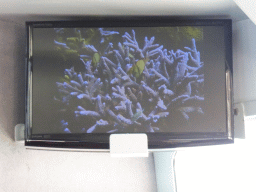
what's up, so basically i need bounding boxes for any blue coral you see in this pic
[55,28,204,133]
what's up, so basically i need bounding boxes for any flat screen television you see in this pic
[25,17,233,150]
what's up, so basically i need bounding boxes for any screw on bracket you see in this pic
[234,108,239,116]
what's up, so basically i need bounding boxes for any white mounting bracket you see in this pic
[110,134,148,157]
[15,124,25,142]
[234,103,245,139]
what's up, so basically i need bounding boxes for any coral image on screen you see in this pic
[53,27,204,133]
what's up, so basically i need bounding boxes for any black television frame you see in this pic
[25,17,233,150]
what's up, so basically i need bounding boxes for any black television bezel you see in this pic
[25,17,233,150]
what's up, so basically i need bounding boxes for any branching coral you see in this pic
[55,28,204,133]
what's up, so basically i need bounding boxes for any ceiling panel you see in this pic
[0,0,248,22]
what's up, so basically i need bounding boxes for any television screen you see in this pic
[25,17,233,149]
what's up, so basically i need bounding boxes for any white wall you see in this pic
[0,18,157,192]
[175,118,256,192]
[233,18,256,103]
